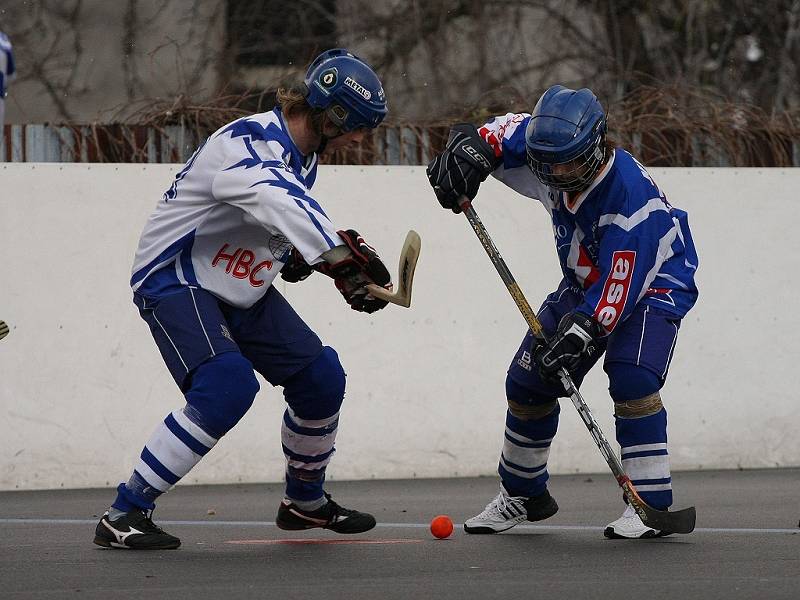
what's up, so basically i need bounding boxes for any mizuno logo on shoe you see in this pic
[102,519,145,545]
[287,507,330,526]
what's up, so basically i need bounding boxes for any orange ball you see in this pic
[430,515,454,539]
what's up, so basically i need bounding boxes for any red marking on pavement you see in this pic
[225,538,422,546]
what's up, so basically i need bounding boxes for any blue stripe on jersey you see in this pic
[292,199,336,248]
[221,110,315,189]
[178,247,198,286]
[164,413,212,457]
[224,137,286,171]
[135,264,182,296]
[220,118,285,146]
[140,447,179,485]
[250,169,337,248]
[252,169,328,216]
[220,115,308,174]
[273,107,311,177]
[165,140,207,202]
[304,160,318,188]
[281,444,336,464]
[130,230,196,287]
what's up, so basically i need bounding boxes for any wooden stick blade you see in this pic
[366,230,421,308]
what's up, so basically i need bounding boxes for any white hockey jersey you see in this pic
[131,108,343,308]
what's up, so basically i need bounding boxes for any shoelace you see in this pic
[321,493,352,521]
[130,509,165,533]
[483,492,516,517]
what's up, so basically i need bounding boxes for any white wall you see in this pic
[0,163,797,491]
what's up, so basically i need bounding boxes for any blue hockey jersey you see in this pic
[479,113,698,333]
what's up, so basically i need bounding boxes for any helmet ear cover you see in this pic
[327,104,350,129]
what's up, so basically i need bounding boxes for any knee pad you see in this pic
[606,362,662,403]
[185,352,259,438]
[606,362,664,418]
[283,346,345,420]
[505,375,558,421]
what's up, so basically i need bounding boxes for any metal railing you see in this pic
[3,122,800,167]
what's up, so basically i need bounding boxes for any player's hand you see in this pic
[533,312,601,378]
[318,229,392,313]
[280,248,314,283]
[426,123,499,214]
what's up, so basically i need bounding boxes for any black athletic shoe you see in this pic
[524,488,559,522]
[275,493,376,534]
[93,510,181,550]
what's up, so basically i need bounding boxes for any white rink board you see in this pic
[0,163,797,490]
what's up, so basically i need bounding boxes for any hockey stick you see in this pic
[365,230,421,308]
[0,320,8,341]
[457,197,696,534]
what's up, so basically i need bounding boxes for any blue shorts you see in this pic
[508,281,681,397]
[134,286,323,390]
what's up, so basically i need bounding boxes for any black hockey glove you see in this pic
[533,312,602,380]
[317,229,392,314]
[280,248,315,283]
[426,123,500,214]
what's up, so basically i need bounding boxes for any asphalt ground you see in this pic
[1,469,798,600]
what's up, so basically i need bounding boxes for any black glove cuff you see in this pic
[448,123,500,176]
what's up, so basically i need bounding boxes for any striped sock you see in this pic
[498,404,560,498]
[281,407,339,502]
[616,407,672,510]
[112,407,218,510]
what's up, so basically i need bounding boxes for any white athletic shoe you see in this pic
[463,487,558,534]
[603,504,672,539]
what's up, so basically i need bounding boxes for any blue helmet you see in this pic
[525,85,607,192]
[303,48,387,132]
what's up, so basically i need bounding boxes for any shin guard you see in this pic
[281,347,345,501]
[499,377,560,498]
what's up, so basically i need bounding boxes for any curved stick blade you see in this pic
[624,480,696,533]
[366,230,421,308]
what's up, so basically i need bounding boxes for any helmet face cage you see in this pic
[524,85,607,193]
[527,127,606,192]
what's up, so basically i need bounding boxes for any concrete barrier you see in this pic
[0,163,796,490]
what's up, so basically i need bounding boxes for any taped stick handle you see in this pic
[456,196,694,532]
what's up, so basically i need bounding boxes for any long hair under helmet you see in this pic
[525,85,607,192]
[302,48,387,133]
